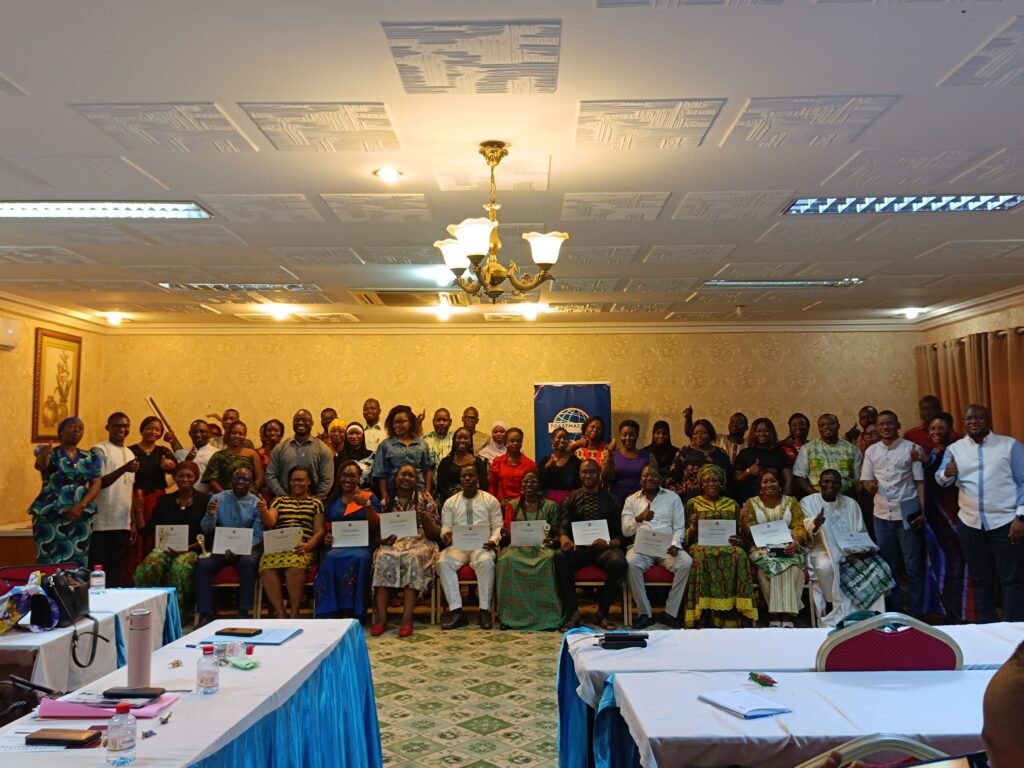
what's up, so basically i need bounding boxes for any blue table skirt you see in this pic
[111,587,185,666]
[195,622,383,768]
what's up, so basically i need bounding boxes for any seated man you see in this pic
[554,459,628,631]
[622,464,690,629]
[196,465,265,626]
[437,463,502,630]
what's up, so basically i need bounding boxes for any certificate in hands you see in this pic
[379,511,417,540]
[833,525,878,554]
[510,520,546,547]
[331,520,369,548]
[697,519,736,547]
[262,527,302,555]
[155,524,189,552]
[452,524,490,551]
[632,527,674,558]
[572,519,611,547]
[749,520,794,549]
[212,526,254,555]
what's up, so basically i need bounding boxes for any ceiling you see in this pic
[1,0,1024,330]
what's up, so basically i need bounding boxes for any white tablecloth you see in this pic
[91,588,171,653]
[614,669,993,768]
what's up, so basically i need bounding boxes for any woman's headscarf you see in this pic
[340,423,371,460]
[477,420,509,462]
[643,419,677,473]
[698,462,726,486]
[57,416,80,439]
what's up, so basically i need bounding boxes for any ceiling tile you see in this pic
[271,247,364,266]
[757,219,871,242]
[549,278,621,293]
[575,99,725,149]
[233,313,279,322]
[665,310,729,321]
[356,246,440,265]
[723,95,899,148]
[293,312,359,323]
[182,292,256,305]
[822,149,988,187]
[382,20,561,94]
[927,273,1024,295]
[622,277,697,293]
[76,302,149,313]
[561,192,670,222]
[0,73,30,96]
[686,289,767,306]
[123,222,246,246]
[141,303,220,315]
[642,244,736,265]
[549,302,607,313]
[915,240,1024,261]
[11,223,146,246]
[948,148,1024,186]
[0,156,168,193]
[714,262,802,279]
[320,194,431,223]
[70,102,256,152]
[238,102,399,152]
[0,246,93,264]
[863,274,944,290]
[198,194,324,224]
[560,246,640,265]
[796,261,890,278]
[74,279,163,292]
[941,17,1024,87]
[673,190,793,220]
[262,292,332,304]
[855,216,962,241]
[434,153,549,191]
[204,265,299,282]
[120,264,215,282]
[0,279,77,292]
[609,301,672,313]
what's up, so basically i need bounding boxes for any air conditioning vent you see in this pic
[159,282,320,293]
[349,290,468,308]
[483,312,525,322]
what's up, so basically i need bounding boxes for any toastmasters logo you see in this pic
[548,407,590,439]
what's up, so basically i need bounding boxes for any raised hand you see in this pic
[944,454,958,478]
[208,498,220,517]
[683,405,693,419]
[126,458,141,473]
[748,459,761,477]
[910,445,927,464]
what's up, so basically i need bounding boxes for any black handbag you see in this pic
[31,569,108,668]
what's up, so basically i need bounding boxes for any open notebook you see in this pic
[697,688,791,720]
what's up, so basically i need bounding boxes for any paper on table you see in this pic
[697,688,790,720]
[749,520,794,549]
[39,694,179,720]
[510,520,546,547]
[452,524,490,551]
[155,524,189,552]
[632,527,674,558]
[697,519,736,547]
[262,527,302,555]
[331,520,369,548]
[212,526,254,555]
[572,519,611,547]
[379,510,417,540]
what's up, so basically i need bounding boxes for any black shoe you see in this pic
[632,614,656,630]
[499,622,511,631]
[478,610,493,630]
[442,610,468,630]
[559,611,582,632]
[658,611,683,629]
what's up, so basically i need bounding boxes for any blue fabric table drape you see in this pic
[593,674,640,768]
[108,587,182,666]
[558,627,596,768]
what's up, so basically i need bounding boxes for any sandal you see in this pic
[594,611,617,631]
[559,611,582,632]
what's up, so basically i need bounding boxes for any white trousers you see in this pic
[437,547,495,611]
[626,547,693,618]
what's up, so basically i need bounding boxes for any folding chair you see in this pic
[794,734,947,768]
[816,612,963,672]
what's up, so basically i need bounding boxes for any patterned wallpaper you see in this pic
[921,304,1024,344]
[0,321,922,527]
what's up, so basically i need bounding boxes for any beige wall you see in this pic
[0,317,922,526]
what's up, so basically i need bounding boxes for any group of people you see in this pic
[26,395,1024,634]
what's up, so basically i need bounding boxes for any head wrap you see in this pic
[57,417,80,438]
[644,420,677,472]
[346,423,364,435]
[175,460,201,479]
[698,462,726,486]
[328,418,348,433]
[478,421,509,461]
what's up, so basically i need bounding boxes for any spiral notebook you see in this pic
[697,688,790,719]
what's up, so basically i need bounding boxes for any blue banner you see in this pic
[533,383,612,460]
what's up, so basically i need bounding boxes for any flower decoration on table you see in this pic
[748,672,778,687]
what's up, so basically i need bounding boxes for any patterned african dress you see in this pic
[371,492,439,597]
[496,498,562,630]
[740,496,808,615]
[315,494,380,617]
[683,495,758,628]
[259,496,323,572]
[133,490,210,614]
[28,447,102,566]
[201,450,256,491]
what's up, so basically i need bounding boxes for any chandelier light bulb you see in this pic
[433,239,471,271]
[447,217,497,257]
[522,231,569,267]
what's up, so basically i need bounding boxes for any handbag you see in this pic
[0,675,57,728]
[31,569,108,668]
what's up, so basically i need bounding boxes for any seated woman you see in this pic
[259,465,325,619]
[202,420,265,494]
[477,421,508,464]
[668,419,732,500]
[739,468,808,627]
[572,416,607,463]
[134,461,210,614]
[496,470,562,631]
[538,427,581,506]
[733,417,794,502]
[316,460,380,619]
[601,419,650,506]
[371,463,440,637]
[435,427,489,505]
[683,464,758,628]
[488,426,536,503]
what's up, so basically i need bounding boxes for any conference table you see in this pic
[0,618,382,768]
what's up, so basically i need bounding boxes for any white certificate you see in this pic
[331,520,369,548]
[749,520,794,549]
[452,524,490,551]
[212,526,254,555]
[262,527,302,555]
[155,524,189,552]
[380,510,417,540]
[572,519,611,547]
[633,527,674,558]
[834,526,878,554]
[697,519,736,547]
[511,520,546,547]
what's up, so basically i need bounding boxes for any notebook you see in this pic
[199,627,303,646]
[697,688,790,719]
[39,694,179,720]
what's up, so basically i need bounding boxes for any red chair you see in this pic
[194,565,243,624]
[815,612,963,672]
[572,566,628,622]
[0,564,67,593]
[623,564,674,626]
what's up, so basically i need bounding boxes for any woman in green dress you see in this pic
[496,470,563,630]
[201,421,264,493]
[683,464,758,628]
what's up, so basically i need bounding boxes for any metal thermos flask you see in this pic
[126,608,152,688]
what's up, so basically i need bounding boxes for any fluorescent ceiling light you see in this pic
[784,195,1023,216]
[701,278,863,290]
[159,282,320,292]
[901,307,924,320]
[373,167,403,184]
[0,201,211,219]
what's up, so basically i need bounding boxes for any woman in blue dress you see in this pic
[314,459,380,618]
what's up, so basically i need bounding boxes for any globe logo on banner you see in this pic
[549,407,590,439]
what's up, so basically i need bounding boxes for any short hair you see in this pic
[287,465,312,482]
[920,395,942,408]
[230,465,253,479]
[448,427,474,457]
[818,413,839,423]
[579,458,600,471]
[189,419,208,429]
[505,426,524,440]
[641,462,661,477]
[760,466,783,484]
[931,411,955,428]
[788,412,809,425]
[106,411,129,425]
[140,415,163,432]
[550,427,570,442]
[582,415,605,432]
[746,417,779,447]
[819,468,842,483]
[228,420,247,435]
[877,409,899,422]
[261,418,285,436]
[320,407,337,418]
[691,418,717,442]
[618,419,640,434]
[459,462,480,477]
[385,404,421,437]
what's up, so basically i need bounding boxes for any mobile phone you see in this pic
[26,728,102,747]
[215,627,263,637]
[102,686,165,700]
[910,753,989,768]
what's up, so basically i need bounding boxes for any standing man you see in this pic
[903,395,960,450]
[844,405,878,447]
[317,408,339,444]
[937,403,1024,622]
[861,410,926,614]
[90,412,140,587]
[684,407,747,465]
[362,398,385,452]
[793,414,862,497]
[213,408,254,449]
[168,419,217,493]
[266,410,334,498]
[422,408,454,469]
[462,406,488,454]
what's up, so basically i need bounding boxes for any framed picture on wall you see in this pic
[32,328,82,442]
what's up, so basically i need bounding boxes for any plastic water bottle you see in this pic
[196,645,220,695]
[106,701,137,766]
[89,564,106,595]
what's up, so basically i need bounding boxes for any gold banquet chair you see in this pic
[794,734,947,768]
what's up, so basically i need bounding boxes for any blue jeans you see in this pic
[874,518,924,614]
[958,522,1024,622]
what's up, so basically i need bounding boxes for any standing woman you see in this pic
[572,416,607,463]
[667,419,731,500]
[488,427,537,503]
[257,419,285,470]
[733,418,794,502]
[260,466,326,619]
[435,427,489,505]
[642,420,677,482]
[538,428,582,506]
[601,419,650,506]
[201,421,264,494]
[129,416,177,573]
[779,413,810,465]
[339,423,374,490]
[29,417,103,566]
[477,421,509,464]
[496,470,562,630]
[371,404,433,502]
[326,417,348,460]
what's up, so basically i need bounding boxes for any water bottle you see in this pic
[106,701,137,766]
[89,564,106,595]
[196,645,220,695]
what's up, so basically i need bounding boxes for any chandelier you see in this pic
[433,141,568,303]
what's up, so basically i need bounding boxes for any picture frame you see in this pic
[32,328,82,442]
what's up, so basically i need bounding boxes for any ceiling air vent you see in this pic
[483,313,525,322]
[348,290,468,308]
[159,282,321,293]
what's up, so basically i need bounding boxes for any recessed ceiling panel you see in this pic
[0,156,168,193]
[182,292,256,305]
[723,95,899,148]
[0,246,93,264]
[321,194,431,223]
[610,302,672,313]
[0,279,77,292]
[549,302,606,313]
[76,302,149,313]
[13,223,146,246]
[124,222,246,246]
[356,246,440,265]
[941,17,1024,87]
[687,289,767,306]
[382,20,562,94]
[70,103,256,152]
[199,194,324,224]
[642,244,736,265]
[0,73,30,96]
[271,247,364,266]
[915,240,1024,261]
[855,217,962,241]
[863,274,944,290]
[949,148,1024,186]
[561,192,669,222]
[434,154,549,191]
[575,99,725,149]
[927,273,1024,295]
[142,303,220,315]
[120,264,215,282]
[560,246,640,265]
[294,312,359,323]
[673,190,793,220]
[238,102,399,152]
[796,261,890,278]
[714,262,802,279]
[822,149,987,187]
[205,265,299,282]
[74,279,163,292]
[757,218,872,243]
[262,292,332,304]
[549,278,621,293]
[622,277,697,293]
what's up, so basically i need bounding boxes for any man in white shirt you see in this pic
[89,412,140,587]
[622,464,690,629]
[437,464,502,630]
[362,398,385,452]
[937,403,1024,621]
[169,419,217,493]
[861,409,925,614]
